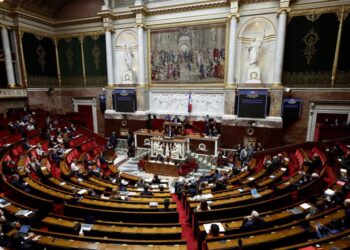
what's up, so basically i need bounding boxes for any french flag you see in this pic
[188,93,192,113]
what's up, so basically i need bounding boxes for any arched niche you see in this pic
[115,30,138,83]
[236,17,276,84]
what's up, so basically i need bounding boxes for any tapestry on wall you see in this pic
[150,23,226,84]
[283,13,338,87]
[83,35,107,86]
[58,37,84,86]
[22,32,58,87]
[337,14,350,86]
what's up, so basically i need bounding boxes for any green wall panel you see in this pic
[83,35,107,86]
[283,13,338,86]
[337,15,350,86]
[22,32,58,87]
[58,37,84,86]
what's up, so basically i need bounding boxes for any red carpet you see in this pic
[172,194,197,250]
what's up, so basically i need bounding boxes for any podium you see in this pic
[150,137,188,161]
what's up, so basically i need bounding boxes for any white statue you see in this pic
[171,143,182,159]
[124,45,134,71]
[248,37,263,66]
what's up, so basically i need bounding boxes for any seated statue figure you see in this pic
[171,143,182,159]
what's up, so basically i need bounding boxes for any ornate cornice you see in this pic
[148,0,228,15]
[289,5,350,18]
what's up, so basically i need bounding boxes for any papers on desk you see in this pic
[300,203,311,210]
[0,199,10,208]
[78,189,87,195]
[248,177,255,181]
[60,182,66,186]
[80,223,94,235]
[144,178,152,183]
[151,185,159,189]
[288,207,303,215]
[101,194,110,200]
[324,188,335,196]
[281,168,287,171]
[149,202,158,207]
[238,188,244,192]
[250,188,261,198]
[270,175,276,179]
[201,193,214,200]
[15,210,34,217]
[81,223,94,231]
[203,223,225,234]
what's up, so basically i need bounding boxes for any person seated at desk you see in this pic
[49,149,61,167]
[10,174,31,193]
[70,159,82,176]
[159,198,171,211]
[22,139,33,151]
[164,114,172,121]
[242,210,265,230]
[207,224,224,238]
[27,156,41,175]
[173,115,181,124]
[35,144,47,160]
[196,200,211,212]
[140,185,153,196]
[152,174,161,184]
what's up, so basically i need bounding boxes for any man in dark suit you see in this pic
[140,186,153,196]
[109,131,117,149]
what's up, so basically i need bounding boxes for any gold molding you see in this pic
[53,38,62,86]
[79,36,87,86]
[148,18,227,30]
[331,7,345,87]
[147,0,228,16]
[149,83,226,89]
[289,5,350,18]
[18,28,27,87]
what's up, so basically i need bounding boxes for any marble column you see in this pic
[227,15,238,85]
[137,24,145,85]
[1,26,16,88]
[273,10,287,84]
[105,29,114,85]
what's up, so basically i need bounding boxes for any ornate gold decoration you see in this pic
[36,44,46,72]
[65,47,74,72]
[34,34,44,41]
[303,28,319,65]
[91,35,100,41]
[283,71,331,86]
[305,13,321,22]
[64,37,72,43]
[92,44,101,71]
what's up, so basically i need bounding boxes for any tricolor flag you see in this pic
[188,93,192,113]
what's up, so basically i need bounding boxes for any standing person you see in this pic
[109,131,118,149]
[239,146,248,167]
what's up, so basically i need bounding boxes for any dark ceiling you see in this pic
[5,0,73,18]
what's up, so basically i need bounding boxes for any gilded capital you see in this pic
[277,7,291,14]
[227,13,239,20]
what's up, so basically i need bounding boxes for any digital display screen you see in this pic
[238,90,268,118]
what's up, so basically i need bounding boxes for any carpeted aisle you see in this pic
[172,194,198,250]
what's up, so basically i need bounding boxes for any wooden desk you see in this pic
[206,226,305,250]
[134,130,220,156]
[144,161,180,177]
